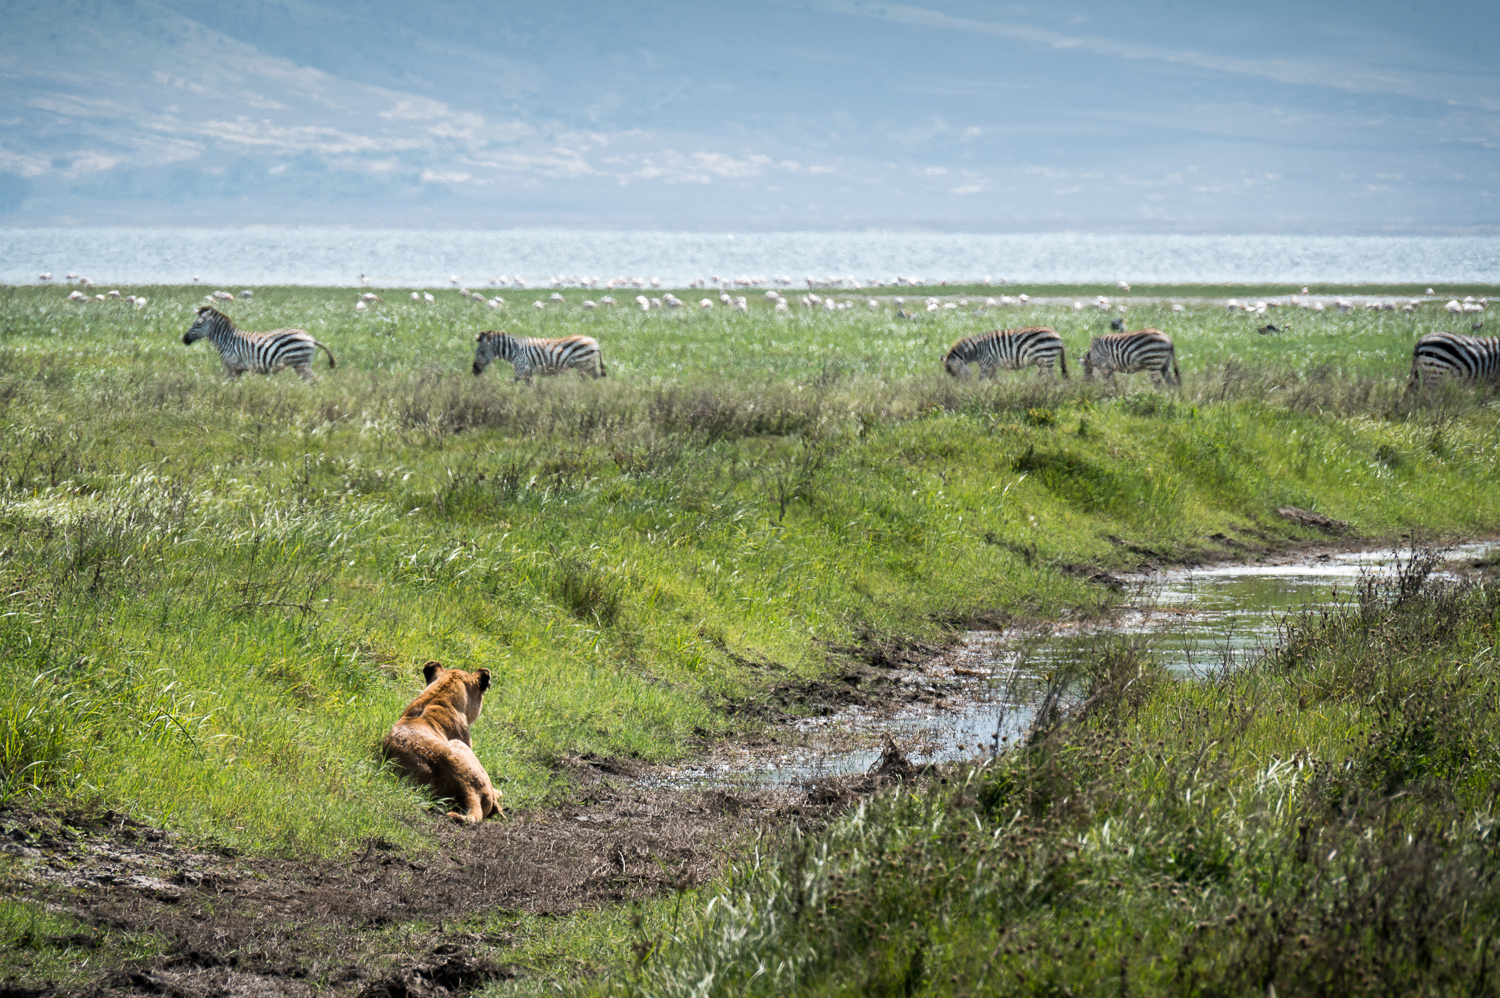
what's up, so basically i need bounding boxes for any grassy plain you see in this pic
[0,282,1498,992]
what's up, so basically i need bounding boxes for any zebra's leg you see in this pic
[295,364,318,383]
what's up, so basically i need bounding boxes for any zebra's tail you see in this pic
[1171,355,1181,385]
[598,358,608,378]
[1058,349,1069,380]
[316,340,337,370]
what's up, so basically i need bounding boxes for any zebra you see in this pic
[471,330,606,381]
[182,306,335,382]
[1082,324,1180,386]
[944,327,1068,379]
[1407,331,1500,391]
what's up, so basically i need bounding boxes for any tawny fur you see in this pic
[382,661,502,823]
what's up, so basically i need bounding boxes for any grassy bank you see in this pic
[622,554,1500,997]
[0,284,1497,864]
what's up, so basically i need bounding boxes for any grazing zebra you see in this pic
[1408,331,1500,391]
[944,327,1068,379]
[1082,326,1180,386]
[471,330,606,381]
[182,306,335,381]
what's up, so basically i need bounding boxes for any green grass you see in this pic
[0,897,162,986]
[616,560,1500,997]
[0,284,1498,860]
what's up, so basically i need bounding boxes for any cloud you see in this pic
[818,0,1500,110]
[420,169,472,183]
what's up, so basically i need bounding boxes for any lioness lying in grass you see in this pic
[383,661,502,823]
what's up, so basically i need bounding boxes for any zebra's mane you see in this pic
[944,337,978,362]
[196,305,235,331]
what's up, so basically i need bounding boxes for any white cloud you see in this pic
[819,0,1500,110]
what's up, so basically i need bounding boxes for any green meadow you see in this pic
[1,282,1498,993]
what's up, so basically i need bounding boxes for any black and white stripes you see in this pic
[1408,332,1500,390]
[1081,327,1180,386]
[182,306,335,381]
[472,331,607,381]
[944,327,1068,379]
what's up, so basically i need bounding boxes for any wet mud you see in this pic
[0,744,928,997]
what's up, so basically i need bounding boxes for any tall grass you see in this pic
[0,285,1497,855]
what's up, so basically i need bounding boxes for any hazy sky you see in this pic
[0,0,1495,231]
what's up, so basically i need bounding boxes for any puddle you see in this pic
[653,542,1498,791]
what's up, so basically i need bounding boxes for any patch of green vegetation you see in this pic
[0,898,162,986]
[0,284,1496,861]
[620,559,1500,997]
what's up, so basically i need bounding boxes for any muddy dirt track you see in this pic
[0,737,927,998]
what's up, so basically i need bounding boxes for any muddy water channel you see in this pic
[657,542,1499,790]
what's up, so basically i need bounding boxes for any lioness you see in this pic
[383,661,502,823]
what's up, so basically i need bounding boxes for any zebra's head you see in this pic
[472,330,513,375]
[183,305,229,345]
[1081,337,1103,380]
[942,338,974,378]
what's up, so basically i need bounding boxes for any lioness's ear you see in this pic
[422,660,442,685]
[476,668,491,692]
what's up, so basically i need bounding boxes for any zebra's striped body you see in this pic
[1408,332,1500,389]
[1082,328,1180,386]
[182,306,335,381]
[472,331,606,381]
[944,327,1068,379]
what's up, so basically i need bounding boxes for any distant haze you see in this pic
[0,1,1495,233]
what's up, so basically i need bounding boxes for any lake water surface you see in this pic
[4,229,1499,288]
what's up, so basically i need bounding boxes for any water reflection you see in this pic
[653,542,1497,789]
